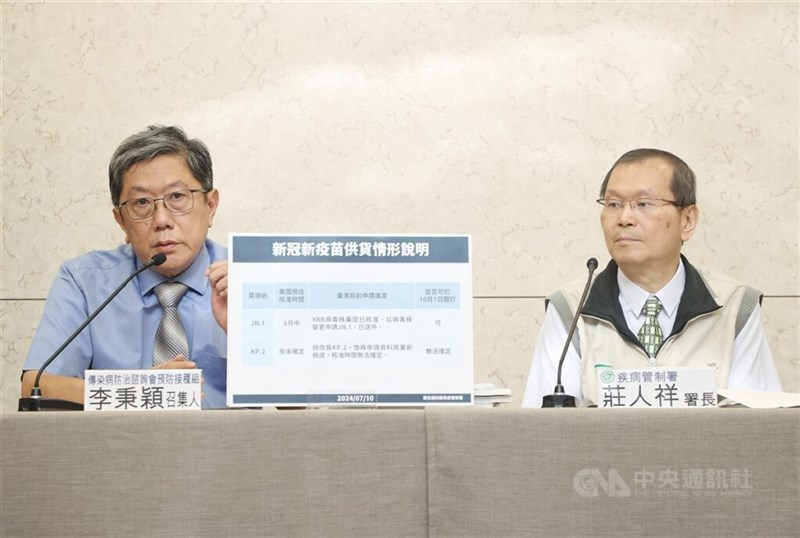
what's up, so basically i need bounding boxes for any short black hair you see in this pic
[599,148,696,206]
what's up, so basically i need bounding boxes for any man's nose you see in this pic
[151,200,175,227]
[617,201,637,225]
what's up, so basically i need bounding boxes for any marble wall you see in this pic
[2,2,798,412]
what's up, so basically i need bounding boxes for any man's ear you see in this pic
[680,205,699,243]
[206,188,219,227]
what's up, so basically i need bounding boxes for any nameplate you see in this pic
[226,233,474,407]
[84,369,203,411]
[595,367,717,408]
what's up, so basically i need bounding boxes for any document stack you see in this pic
[473,383,512,407]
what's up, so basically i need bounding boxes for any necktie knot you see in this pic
[154,282,188,308]
[642,296,662,317]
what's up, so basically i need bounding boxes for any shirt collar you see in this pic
[137,243,210,296]
[617,259,685,319]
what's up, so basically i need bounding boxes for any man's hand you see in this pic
[206,260,228,333]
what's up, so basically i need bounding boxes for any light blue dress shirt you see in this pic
[23,239,228,408]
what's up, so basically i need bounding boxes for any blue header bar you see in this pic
[232,235,469,263]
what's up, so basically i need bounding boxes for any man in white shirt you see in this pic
[522,148,783,407]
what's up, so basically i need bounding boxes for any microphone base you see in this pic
[18,397,84,412]
[542,393,577,408]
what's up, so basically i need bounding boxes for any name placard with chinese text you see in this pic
[84,369,202,411]
[595,367,717,408]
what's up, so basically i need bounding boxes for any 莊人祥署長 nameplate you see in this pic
[226,234,473,407]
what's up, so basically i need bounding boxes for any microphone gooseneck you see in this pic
[20,253,167,411]
[543,257,598,408]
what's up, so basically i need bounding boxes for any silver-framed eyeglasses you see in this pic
[118,189,209,220]
[596,197,685,215]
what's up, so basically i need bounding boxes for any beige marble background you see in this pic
[2,2,798,412]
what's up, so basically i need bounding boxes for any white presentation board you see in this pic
[227,234,473,407]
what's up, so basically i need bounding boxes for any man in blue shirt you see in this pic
[22,125,230,408]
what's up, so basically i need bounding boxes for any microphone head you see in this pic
[150,253,167,266]
[586,257,599,271]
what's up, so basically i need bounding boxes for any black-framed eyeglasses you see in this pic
[117,189,209,221]
[596,197,686,215]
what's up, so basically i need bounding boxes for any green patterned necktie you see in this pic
[637,296,663,362]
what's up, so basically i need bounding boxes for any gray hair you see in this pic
[599,148,696,207]
[108,125,213,206]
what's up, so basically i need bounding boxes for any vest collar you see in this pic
[582,255,721,345]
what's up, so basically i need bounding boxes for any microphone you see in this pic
[542,257,598,408]
[19,253,167,411]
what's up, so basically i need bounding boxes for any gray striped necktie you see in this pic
[153,282,189,366]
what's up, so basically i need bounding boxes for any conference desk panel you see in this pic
[2,408,798,537]
[1,410,428,538]
[426,408,799,537]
